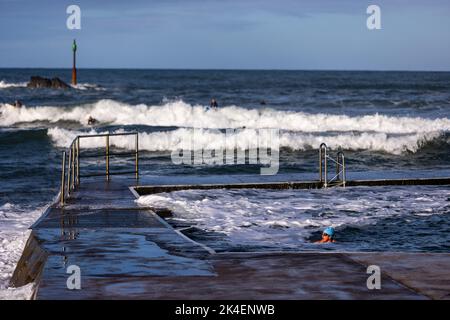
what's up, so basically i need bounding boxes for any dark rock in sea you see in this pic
[50,77,70,89]
[27,76,51,88]
[27,76,70,89]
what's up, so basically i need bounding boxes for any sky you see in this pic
[0,0,450,70]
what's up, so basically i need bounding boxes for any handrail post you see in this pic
[106,135,110,181]
[319,148,322,183]
[336,153,341,181]
[319,143,327,188]
[341,153,346,187]
[76,137,80,186]
[67,146,72,195]
[71,144,75,190]
[135,133,139,180]
[324,147,327,188]
[60,151,66,206]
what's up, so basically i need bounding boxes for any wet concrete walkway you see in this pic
[12,176,450,299]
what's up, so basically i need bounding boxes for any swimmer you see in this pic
[315,227,336,243]
[210,98,218,109]
[14,100,23,108]
[87,116,98,125]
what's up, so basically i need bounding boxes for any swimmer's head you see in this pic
[323,227,335,238]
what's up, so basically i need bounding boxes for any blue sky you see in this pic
[1,0,450,70]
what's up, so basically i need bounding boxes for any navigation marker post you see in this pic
[72,39,77,85]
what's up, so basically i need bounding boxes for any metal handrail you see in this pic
[319,143,328,187]
[60,151,66,206]
[319,143,346,188]
[60,132,139,206]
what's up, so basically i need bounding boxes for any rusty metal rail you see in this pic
[60,132,139,206]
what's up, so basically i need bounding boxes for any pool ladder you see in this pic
[319,143,346,188]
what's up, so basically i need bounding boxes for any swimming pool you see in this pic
[137,185,450,253]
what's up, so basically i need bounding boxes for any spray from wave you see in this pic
[0,81,27,89]
[47,127,444,155]
[0,203,48,300]
[2,99,450,133]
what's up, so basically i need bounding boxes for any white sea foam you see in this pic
[0,80,102,91]
[70,83,105,91]
[47,127,442,155]
[0,81,27,89]
[0,203,46,300]
[136,186,450,249]
[1,99,450,133]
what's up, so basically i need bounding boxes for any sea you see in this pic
[1,69,450,298]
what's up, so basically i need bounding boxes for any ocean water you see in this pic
[1,69,450,297]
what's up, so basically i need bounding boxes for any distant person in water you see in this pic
[210,98,218,109]
[87,116,98,125]
[14,100,22,108]
[315,227,336,243]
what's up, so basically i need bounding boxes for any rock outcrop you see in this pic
[27,76,70,89]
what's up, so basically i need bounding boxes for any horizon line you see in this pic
[1,67,450,73]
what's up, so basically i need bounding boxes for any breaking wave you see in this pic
[0,202,48,300]
[0,81,27,89]
[2,99,450,134]
[47,127,445,155]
